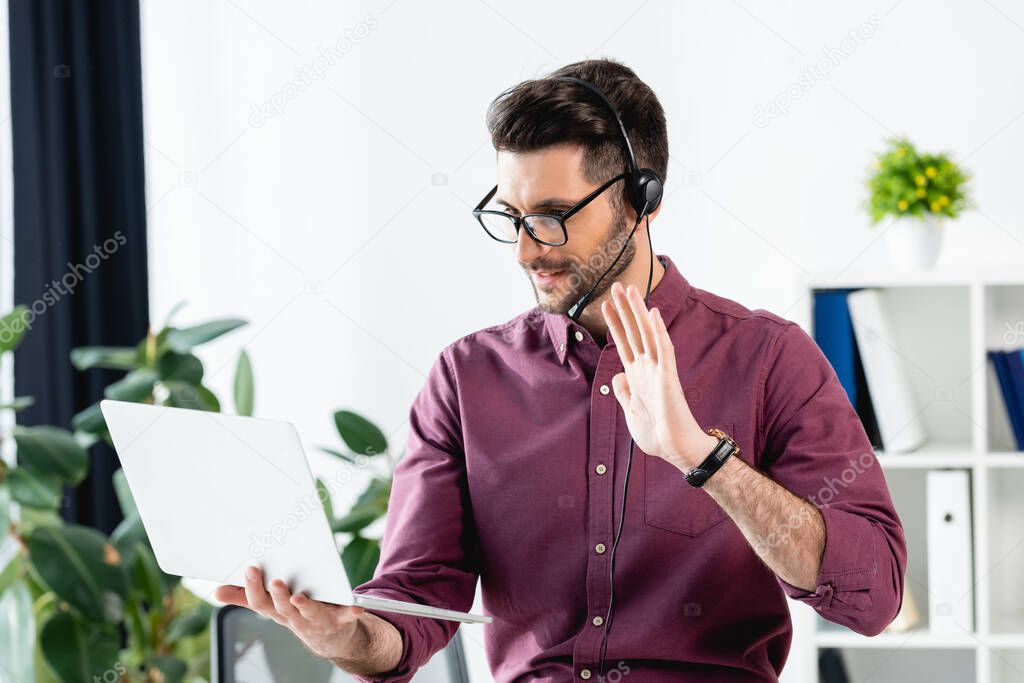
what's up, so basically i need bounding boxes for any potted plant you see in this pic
[867,137,971,269]
[0,304,251,682]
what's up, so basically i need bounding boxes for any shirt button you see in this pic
[592,616,604,626]
[574,330,585,342]
[599,384,610,395]
[595,464,607,475]
[580,669,592,679]
[595,543,606,554]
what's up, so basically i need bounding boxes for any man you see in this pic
[216,58,906,681]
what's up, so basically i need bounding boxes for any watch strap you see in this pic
[684,427,739,487]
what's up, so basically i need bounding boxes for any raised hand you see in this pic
[600,281,716,471]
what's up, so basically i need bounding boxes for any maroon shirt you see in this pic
[353,254,906,682]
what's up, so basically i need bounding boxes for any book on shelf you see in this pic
[988,348,1024,450]
[812,288,925,454]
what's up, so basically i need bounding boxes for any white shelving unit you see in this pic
[792,269,1024,683]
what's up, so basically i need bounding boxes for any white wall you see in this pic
[140,1,1024,680]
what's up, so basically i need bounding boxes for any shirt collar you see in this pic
[542,253,692,365]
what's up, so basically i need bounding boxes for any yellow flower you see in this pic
[926,166,938,179]
[898,199,909,211]
[916,188,926,198]
[915,175,927,186]
[930,201,941,212]
[939,195,949,206]
[897,147,906,157]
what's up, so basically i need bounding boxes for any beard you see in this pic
[523,214,636,315]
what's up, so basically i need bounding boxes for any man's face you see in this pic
[494,144,633,314]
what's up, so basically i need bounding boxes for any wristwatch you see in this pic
[683,427,740,488]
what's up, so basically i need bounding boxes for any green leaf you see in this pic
[166,601,213,641]
[316,478,333,520]
[7,467,63,510]
[157,352,205,384]
[164,381,221,412]
[39,611,121,683]
[112,468,139,519]
[0,396,35,412]
[147,655,188,683]
[0,306,30,354]
[233,350,254,417]
[103,368,159,402]
[317,446,357,464]
[333,410,387,457]
[71,401,108,435]
[354,477,391,512]
[132,541,165,607]
[110,517,179,597]
[341,537,381,587]
[330,506,381,534]
[110,514,148,563]
[17,507,63,533]
[0,551,23,597]
[26,525,128,623]
[165,319,247,353]
[70,345,139,371]
[0,483,9,545]
[13,425,89,484]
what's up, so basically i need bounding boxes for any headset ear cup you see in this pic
[635,170,663,216]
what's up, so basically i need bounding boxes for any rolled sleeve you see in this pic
[759,322,907,637]
[351,347,481,681]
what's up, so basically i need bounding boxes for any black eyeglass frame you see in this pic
[471,172,627,246]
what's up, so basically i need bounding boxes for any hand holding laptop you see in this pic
[214,565,403,672]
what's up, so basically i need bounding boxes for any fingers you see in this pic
[610,283,644,358]
[290,591,328,621]
[243,566,277,618]
[624,284,657,363]
[601,299,634,364]
[268,579,301,620]
[291,592,365,627]
[651,307,676,372]
[214,585,248,608]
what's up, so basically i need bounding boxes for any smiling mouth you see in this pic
[532,270,567,288]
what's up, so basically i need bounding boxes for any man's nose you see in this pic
[515,226,549,263]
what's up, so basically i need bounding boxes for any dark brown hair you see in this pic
[485,58,669,216]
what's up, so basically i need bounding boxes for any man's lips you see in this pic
[531,269,567,287]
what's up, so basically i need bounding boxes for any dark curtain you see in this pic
[9,0,149,534]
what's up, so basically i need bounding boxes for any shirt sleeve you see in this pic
[757,322,908,637]
[350,347,481,682]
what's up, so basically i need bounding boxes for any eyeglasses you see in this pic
[472,172,627,246]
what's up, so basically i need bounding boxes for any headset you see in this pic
[553,76,664,323]
[550,75,664,679]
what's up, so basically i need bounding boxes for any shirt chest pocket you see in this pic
[643,423,733,537]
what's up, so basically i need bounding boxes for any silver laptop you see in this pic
[100,400,490,624]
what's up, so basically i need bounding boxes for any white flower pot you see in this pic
[886,214,945,270]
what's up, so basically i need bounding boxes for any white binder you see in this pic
[926,469,974,634]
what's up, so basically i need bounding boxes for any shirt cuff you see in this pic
[349,589,422,683]
[777,504,876,611]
